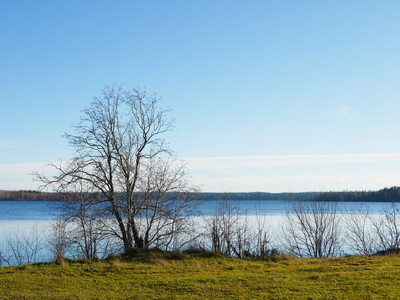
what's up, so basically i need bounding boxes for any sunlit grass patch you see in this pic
[0,251,400,299]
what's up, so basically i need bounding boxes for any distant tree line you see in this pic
[2,188,400,202]
[311,187,400,202]
[0,190,62,201]
[0,191,320,202]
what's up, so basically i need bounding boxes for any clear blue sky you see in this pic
[1,1,400,192]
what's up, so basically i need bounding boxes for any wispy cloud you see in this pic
[184,153,400,192]
[192,173,400,193]
[329,106,351,115]
[184,153,400,170]
[3,154,400,192]
[213,169,236,177]
[0,140,26,149]
[0,162,57,190]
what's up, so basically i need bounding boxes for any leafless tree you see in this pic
[47,214,69,262]
[281,200,341,258]
[5,224,43,265]
[53,182,109,260]
[120,156,201,251]
[34,85,200,252]
[344,204,376,255]
[206,198,237,256]
[371,201,400,251]
[253,203,273,257]
[0,247,9,266]
[202,198,275,258]
[205,198,253,258]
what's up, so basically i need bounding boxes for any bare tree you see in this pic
[253,203,273,257]
[281,200,341,258]
[57,182,109,260]
[206,198,237,256]
[0,246,10,266]
[47,214,69,262]
[205,197,253,258]
[6,225,43,265]
[34,85,200,252]
[344,204,376,255]
[371,201,400,251]
[124,156,200,250]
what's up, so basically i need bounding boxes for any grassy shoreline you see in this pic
[0,250,400,299]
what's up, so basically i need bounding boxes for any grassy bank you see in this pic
[0,250,400,299]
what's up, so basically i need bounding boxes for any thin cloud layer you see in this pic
[193,173,400,193]
[184,153,400,170]
[2,153,400,192]
[0,140,26,149]
[0,162,55,190]
[185,153,400,192]
[329,106,351,115]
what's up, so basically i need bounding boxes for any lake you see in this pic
[0,200,395,265]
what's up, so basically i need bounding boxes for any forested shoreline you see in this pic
[0,190,62,201]
[1,187,400,202]
[313,186,400,202]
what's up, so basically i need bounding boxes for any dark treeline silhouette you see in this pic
[311,186,400,202]
[0,190,62,201]
[0,190,319,202]
[2,188,400,202]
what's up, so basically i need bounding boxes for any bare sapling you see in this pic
[344,204,376,255]
[281,199,341,258]
[371,201,400,252]
[6,224,43,265]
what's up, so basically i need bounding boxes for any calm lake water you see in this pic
[0,199,389,222]
[0,200,394,265]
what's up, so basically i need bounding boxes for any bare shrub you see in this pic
[47,214,69,262]
[204,198,273,258]
[281,200,341,258]
[253,203,273,257]
[5,224,43,265]
[205,198,244,257]
[371,201,400,251]
[344,204,376,255]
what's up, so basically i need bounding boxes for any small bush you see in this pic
[373,248,400,256]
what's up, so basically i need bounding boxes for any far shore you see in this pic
[1,187,400,202]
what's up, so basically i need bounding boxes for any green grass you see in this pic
[1,250,400,299]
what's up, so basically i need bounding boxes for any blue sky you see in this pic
[1,1,400,192]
